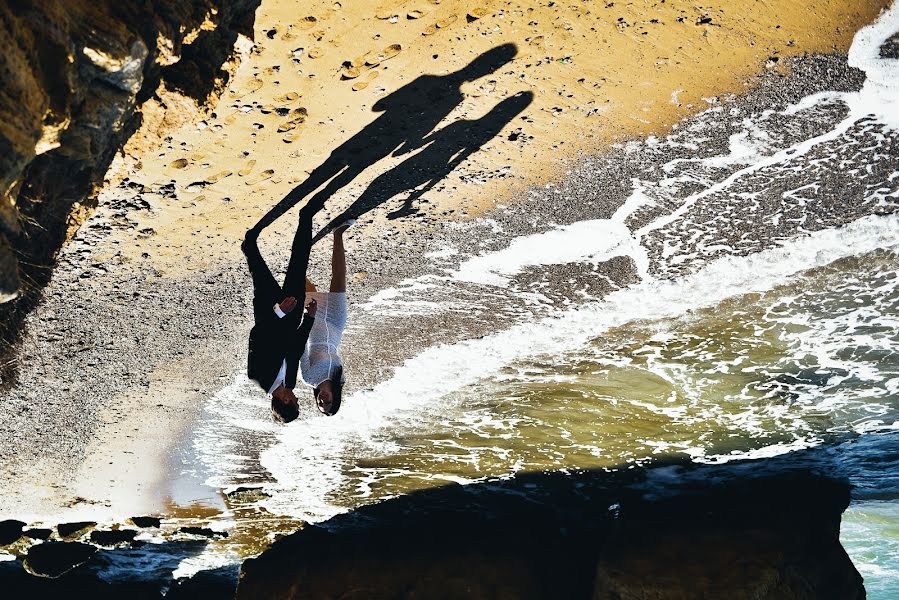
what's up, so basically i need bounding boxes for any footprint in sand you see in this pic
[577,77,605,94]
[238,160,257,177]
[245,169,275,186]
[436,14,458,28]
[380,44,402,61]
[298,16,318,29]
[422,24,437,35]
[407,10,426,19]
[308,47,325,59]
[375,10,398,20]
[207,170,233,184]
[342,65,362,79]
[352,70,380,91]
[277,107,308,132]
[467,7,490,21]
[275,92,301,103]
[170,158,189,169]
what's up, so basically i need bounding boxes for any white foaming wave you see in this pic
[260,214,899,521]
[191,373,281,490]
[363,6,899,305]
[848,2,899,130]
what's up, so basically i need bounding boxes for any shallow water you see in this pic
[255,249,899,514]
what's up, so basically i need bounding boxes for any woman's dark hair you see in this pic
[315,365,344,416]
[271,397,299,423]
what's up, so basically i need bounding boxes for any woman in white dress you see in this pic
[300,220,354,415]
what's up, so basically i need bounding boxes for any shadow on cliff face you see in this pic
[235,435,898,599]
[0,0,261,385]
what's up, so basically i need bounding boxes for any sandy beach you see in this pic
[0,0,894,574]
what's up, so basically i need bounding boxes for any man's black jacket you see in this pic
[247,300,314,393]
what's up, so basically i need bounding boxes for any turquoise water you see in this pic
[843,501,899,599]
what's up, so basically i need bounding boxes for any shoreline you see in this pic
[0,46,877,524]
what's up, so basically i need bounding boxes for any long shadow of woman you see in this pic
[311,91,534,243]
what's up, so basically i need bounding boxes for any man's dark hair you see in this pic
[271,397,299,423]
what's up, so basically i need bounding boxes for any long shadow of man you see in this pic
[311,91,534,242]
[249,43,518,236]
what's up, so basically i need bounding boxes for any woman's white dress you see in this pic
[300,291,347,387]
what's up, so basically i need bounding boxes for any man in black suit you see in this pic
[243,208,316,423]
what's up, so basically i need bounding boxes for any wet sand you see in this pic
[0,0,891,522]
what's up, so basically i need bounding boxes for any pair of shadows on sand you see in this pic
[251,43,533,241]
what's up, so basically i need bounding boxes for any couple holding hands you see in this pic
[242,208,355,423]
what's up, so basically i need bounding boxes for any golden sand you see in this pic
[106,0,888,268]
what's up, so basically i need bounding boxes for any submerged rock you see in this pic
[238,458,863,599]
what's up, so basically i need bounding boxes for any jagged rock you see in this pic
[0,519,25,545]
[89,529,137,546]
[129,516,161,528]
[237,461,863,600]
[56,521,96,539]
[23,528,53,541]
[179,526,228,538]
[24,541,96,578]
[0,0,262,353]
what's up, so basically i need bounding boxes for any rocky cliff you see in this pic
[0,0,260,338]
[237,463,864,600]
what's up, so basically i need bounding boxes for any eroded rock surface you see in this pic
[0,0,260,333]
[237,459,863,600]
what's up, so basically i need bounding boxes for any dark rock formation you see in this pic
[0,0,260,353]
[1,538,236,598]
[0,519,25,545]
[24,541,97,577]
[23,527,52,540]
[180,526,228,538]
[90,528,137,546]
[237,460,864,600]
[130,516,162,528]
[57,521,96,538]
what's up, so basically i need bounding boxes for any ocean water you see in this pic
[181,4,899,593]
